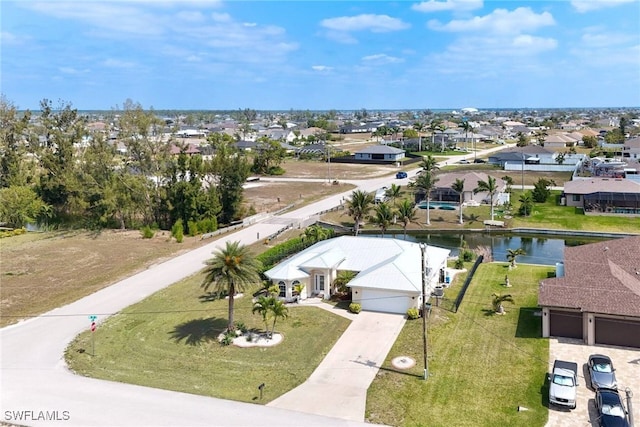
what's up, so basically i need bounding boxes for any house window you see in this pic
[572,194,580,202]
[315,274,325,292]
[278,281,286,298]
[292,280,301,296]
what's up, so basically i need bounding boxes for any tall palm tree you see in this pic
[369,202,394,237]
[302,224,328,244]
[396,199,418,239]
[414,171,439,226]
[413,122,425,152]
[491,293,514,314]
[202,241,262,332]
[474,176,499,221]
[386,183,402,206]
[451,178,465,225]
[345,189,374,236]
[419,154,439,173]
[506,248,526,269]
[460,120,472,152]
[429,119,443,151]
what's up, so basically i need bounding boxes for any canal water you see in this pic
[385,232,610,266]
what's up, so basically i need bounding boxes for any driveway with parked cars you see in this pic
[547,338,639,427]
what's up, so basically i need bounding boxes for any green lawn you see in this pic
[65,274,350,404]
[366,263,551,427]
[507,190,639,233]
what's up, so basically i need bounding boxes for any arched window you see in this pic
[292,280,300,295]
[278,281,286,298]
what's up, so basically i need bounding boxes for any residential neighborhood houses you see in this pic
[2,104,640,427]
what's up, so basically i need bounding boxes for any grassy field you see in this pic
[65,275,350,403]
[366,262,552,427]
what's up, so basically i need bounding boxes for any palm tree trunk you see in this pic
[459,195,464,224]
[426,198,431,225]
[227,283,235,331]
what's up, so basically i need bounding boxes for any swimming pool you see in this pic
[417,201,458,210]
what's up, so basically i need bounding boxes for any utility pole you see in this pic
[521,152,525,191]
[420,243,429,380]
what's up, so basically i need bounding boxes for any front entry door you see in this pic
[314,274,325,294]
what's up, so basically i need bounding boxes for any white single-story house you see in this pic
[263,236,450,314]
[354,145,405,162]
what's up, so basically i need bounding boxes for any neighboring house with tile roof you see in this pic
[263,236,450,314]
[538,236,640,348]
[429,172,508,205]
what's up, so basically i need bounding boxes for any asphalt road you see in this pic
[0,145,511,427]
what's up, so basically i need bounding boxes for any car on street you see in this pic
[458,159,470,164]
[588,354,618,390]
[595,388,630,427]
[396,171,408,179]
[473,159,486,163]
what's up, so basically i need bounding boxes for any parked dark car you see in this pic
[595,388,630,427]
[588,354,617,390]
[473,159,486,163]
[396,171,408,179]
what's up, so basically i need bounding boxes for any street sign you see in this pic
[90,322,96,332]
[88,315,97,321]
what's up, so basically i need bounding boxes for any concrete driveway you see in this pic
[547,338,640,427]
[268,311,406,422]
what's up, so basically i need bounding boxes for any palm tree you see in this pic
[333,270,356,294]
[303,224,328,244]
[518,192,534,217]
[460,120,472,152]
[491,293,514,315]
[202,241,262,332]
[396,199,418,239]
[386,183,402,206]
[428,119,443,151]
[451,178,465,225]
[413,122,425,152]
[369,202,394,237]
[252,295,272,336]
[506,248,526,269]
[268,298,288,339]
[345,189,374,236]
[502,175,514,193]
[474,176,499,221]
[419,154,439,173]
[414,171,439,226]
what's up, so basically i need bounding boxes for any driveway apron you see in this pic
[268,311,406,422]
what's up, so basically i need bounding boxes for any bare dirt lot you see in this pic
[280,157,399,180]
[243,180,354,214]
[0,230,214,327]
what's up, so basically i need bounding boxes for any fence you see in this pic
[452,255,484,313]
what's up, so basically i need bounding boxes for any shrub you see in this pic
[140,225,155,239]
[461,249,474,262]
[198,217,217,234]
[187,220,199,236]
[407,307,419,320]
[235,321,248,334]
[349,303,361,314]
[171,219,184,243]
[454,258,464,269]
[220,331,235,346]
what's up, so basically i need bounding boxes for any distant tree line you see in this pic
[0,96,250,233]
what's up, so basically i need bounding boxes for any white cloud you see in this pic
[312,65,333,72]
[411,0,483,13]
[428,7,555,34]
[320,14,410,33]
[211,12,232,22]
[58,67,89,75]
[176,11,205,22]
[243,22,257,27]
[102,58,137,69]
[582,31,636,47]
[571,0,637,13]
[362,53,405,64]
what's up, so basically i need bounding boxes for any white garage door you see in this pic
[359,289,413,314]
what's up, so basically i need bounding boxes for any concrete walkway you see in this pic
[268,311,406,422]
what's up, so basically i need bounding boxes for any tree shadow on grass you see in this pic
[515,307,542,338]
[168,317,227,346]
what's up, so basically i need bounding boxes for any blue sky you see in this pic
[2,0,639,110]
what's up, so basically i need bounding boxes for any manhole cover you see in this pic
[391,356,416,370]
